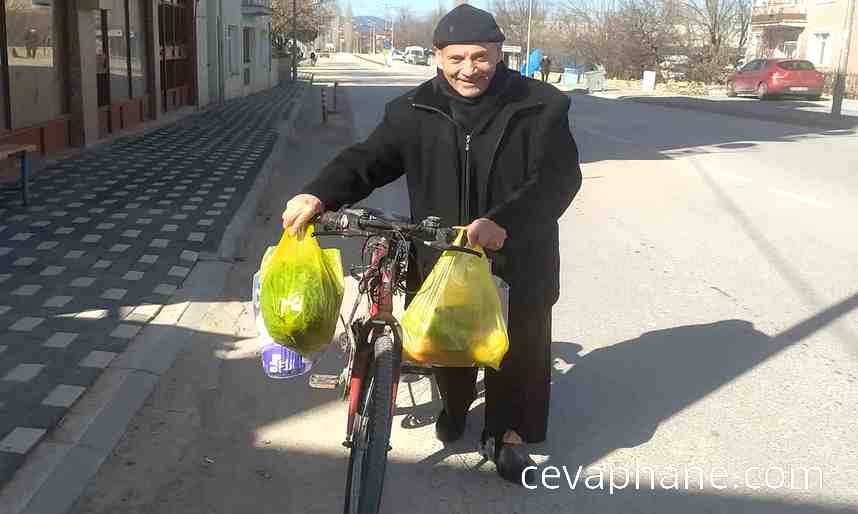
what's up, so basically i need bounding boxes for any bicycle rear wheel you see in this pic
[344,335,400,514]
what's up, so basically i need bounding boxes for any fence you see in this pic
[823,72,858,99]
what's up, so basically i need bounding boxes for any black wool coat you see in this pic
[300,66,583,306]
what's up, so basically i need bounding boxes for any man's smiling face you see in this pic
[435,43,502,98]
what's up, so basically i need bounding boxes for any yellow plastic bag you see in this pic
[401,230,509,369]
[259,225,344,356]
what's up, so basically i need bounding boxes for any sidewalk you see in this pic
[0,80,306,492]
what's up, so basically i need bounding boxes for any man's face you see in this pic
[435,43,501,98]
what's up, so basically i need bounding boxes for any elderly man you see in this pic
[282,4,582,485]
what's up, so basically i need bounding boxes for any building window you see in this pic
[243,27,254,64]
[106,0,130,104]
[4,0,68,130]
[260,30,269,70]
[94,0,149,108]
[129,0,149,97]
[95,10,110,107]
[227,25,238,74]
[809,32,833,67]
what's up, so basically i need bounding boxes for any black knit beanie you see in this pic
[432,4,505,49]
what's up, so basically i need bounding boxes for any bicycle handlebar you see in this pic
[314,209,482,257]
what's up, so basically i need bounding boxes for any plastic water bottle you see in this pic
[259,341,312,379]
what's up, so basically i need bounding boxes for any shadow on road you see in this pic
[620,95,858,130]
[568,95,856,164]
[69,306,858,513]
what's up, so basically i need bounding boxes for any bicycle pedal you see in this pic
[309,374,339,389]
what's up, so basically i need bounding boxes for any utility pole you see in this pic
[524,0,533,76]
[832,0,856,115]
[382,1,398,65]
[292,0,298,80]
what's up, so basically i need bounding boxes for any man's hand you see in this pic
[465,218,507,251]
[282,194,324,236]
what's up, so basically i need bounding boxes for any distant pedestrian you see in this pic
[540,55,551,82]
[25,29,39,59]
[310,51,317,66]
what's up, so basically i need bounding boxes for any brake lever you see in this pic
[423,240,482,257]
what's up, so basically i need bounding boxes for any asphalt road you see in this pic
[616,94,858,129]
[69,54,858,514]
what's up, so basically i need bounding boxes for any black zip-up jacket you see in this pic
[300,65,583,306]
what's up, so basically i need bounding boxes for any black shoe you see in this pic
[434,409,465,443]
[480,432,537,486]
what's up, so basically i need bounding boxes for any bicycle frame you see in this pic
[344,235,405,444]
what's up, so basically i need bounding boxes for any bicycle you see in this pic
[307,207,480,514]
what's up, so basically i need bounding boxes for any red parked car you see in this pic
[727,58,825,100]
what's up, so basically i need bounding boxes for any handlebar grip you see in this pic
[317,211,348,231]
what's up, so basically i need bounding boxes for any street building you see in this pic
[0,0,277,158]
[748,0,858,74]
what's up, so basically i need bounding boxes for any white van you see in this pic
[404,46,429,66]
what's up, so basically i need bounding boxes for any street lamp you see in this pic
[832,0,856,115]
[524,0,533,76]
[291,0,298,80]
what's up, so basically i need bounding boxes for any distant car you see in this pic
[405,48,428,66]
[392,49,404,61]
[727,59,824,100]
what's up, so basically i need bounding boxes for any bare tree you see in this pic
[620,0,681,71]
[561,0,628,75]
[492,0,549,50]
[272,0,326,45]
[683,0,753,67]
[735,0,752,52]
[389,1,450,49]
[560,0,683,78]
[394,6,422,47]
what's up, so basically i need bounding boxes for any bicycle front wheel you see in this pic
[344,334,400,514]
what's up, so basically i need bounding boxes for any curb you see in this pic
[0,262,229,514]
[0,84,309,514]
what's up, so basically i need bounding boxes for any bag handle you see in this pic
[450,227,486,258]
[451,226,506,267]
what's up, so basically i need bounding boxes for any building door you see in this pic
[95,9,110,107]
[208,7,222,105]
[158,0,193,112]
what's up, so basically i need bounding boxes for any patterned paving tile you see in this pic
[0,80,300,485]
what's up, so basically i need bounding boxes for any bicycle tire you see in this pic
[344,334,400,514]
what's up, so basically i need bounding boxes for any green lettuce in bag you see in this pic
[259,225,344,355]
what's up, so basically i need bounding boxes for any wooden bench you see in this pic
[1,144,37,207]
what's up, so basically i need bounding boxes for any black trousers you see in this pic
[433,297,553,443]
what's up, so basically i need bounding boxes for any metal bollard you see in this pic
[321,87,328,124]
[333,81,338,112]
